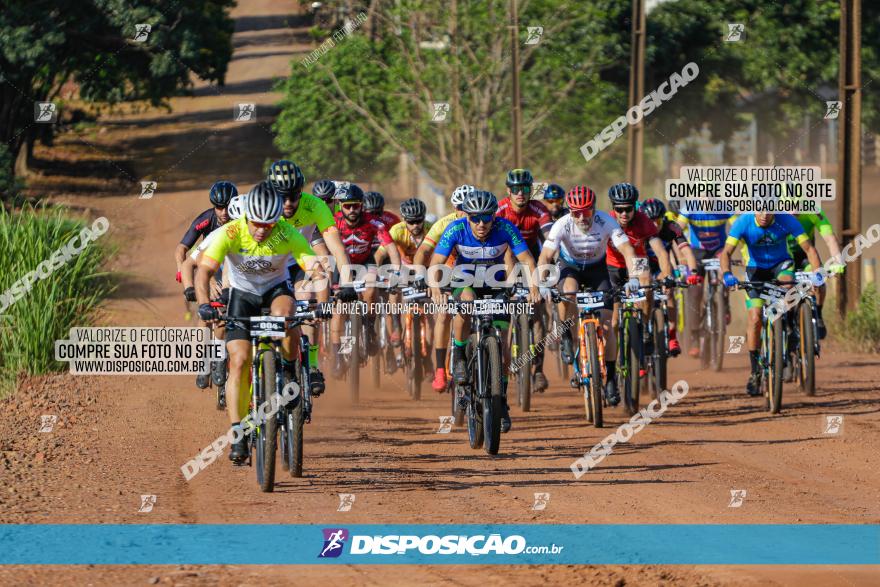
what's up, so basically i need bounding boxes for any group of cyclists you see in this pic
[173,158,847,466]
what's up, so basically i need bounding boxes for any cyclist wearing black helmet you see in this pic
[640,198,701,356]
[604,183,673,405]
[364,191,401,231]
[542,183,568,220]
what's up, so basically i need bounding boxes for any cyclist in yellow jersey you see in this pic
[196,181,319,464]
[413,185,473,391]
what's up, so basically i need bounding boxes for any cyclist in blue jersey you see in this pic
[429,190,541,433]
[675,210,735,357]
[719,212,821,396]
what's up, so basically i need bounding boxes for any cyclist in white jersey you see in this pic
[537,186,639,404]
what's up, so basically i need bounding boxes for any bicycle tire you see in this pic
[515,312,532,412]
[585,322,603,428]
[371,318,381,389]
[258,350,278,493]
[622,314,641,416]
[349,313,360,404]
[798,301,816,397]
[651,307,667,398]
[483,336,504,456]
[710,286,726,371]
[466,334,483,449]
[768,315,784,413]
[410,315,423,400]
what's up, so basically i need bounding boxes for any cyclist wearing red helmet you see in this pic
[538,186,640,405]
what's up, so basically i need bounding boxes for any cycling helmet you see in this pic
[566,186,596,210]
[335,182,365,203]
[640,198,667,220]
[505,168,534,187]
[425,213,438,224]
[461,190,499,215]
[267,159,305,195]
[451,184,475,207]
[312,179,336,202]
[209,181,237,207]
[667,198,681,215]
[543,183,565,201]
[608,182,639,205]
[227,195,247,220]
[400,198,427,221]
[364,191,385,213]
[246,181,283,223]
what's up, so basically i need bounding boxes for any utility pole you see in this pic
[626,0,647,188]
[510,0,523,168]
[837,0,862,313]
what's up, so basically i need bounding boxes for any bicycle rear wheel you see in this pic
[514,312,532,412]
[257,350,278,492]
[584,322,603,428]
[767,315,784,413]
[482,336,504,455]
[650,307,667,398]
[798,301,816,397]
[710,286,726,371]
[349,314,360,404]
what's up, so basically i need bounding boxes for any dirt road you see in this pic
[1,1,878,585]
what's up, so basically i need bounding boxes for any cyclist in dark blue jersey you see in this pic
[430,190,541,433]
[720,212,821,396]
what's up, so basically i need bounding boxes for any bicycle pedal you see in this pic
[569,377,578,388]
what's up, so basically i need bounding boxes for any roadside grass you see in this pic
[0,205,115,396]
[830,285,880,353]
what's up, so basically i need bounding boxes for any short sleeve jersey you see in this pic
[203,217,314,295]
[676,212,733,252]
[180,208,223,249]
[544,211,628,266]
[424,212,461,247]
[389,220,434,263]
[334,212,393,264]
[495,197,553,246]
[787,212,833,256]
[606,210,659,269]
[286,193,335,233]
[434,217,528,265]
[726,213,808,269]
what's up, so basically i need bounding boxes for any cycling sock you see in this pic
[435,348,447,368]
[309,344,318,368]
[605,360,616,379]
[749,350,760,373]
[668,324,677,338]
[453,338,467,347]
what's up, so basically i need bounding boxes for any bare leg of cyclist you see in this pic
[225,339,252,463]
[294,278,325,395]
[745,304,763,396]
[559,277,579,363]
[451,290,473,384]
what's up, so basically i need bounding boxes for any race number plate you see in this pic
[759,284,787,304]
[622,288,647,303]
[249,316,286,338]
[576,292,605,310]
[701,258,721,270]
[794,271,815,285]
[655,293,668,301]
[473,299,505,316]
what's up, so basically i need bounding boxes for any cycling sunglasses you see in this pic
[614,205,634,214]
[468,213,495,225]
[341,202,362,211]
[571,209,594,219]
[405,217,425,225]
[251,220,276,230]
[509,185,532,195]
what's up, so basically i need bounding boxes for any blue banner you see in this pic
[0,524,877,565]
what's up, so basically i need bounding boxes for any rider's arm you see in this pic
[196,257,220,305]
[320,226,353,285]
[799,238,822,271]
[719,242,736,275]
[780,214,822,270]
[677,242,699,273]
[375,224,401,268]
[648,237,671,279]
[817,213,843,261]
[181,254,198,290]
[174,244,188,273]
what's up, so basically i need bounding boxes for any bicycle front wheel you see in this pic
[767,315,784,413]
[584,322,603,428]
[650,307,667,399]
[482,336,504,456]
[621,315,641,416]
[257,350,278,492]
[515,312,532,412]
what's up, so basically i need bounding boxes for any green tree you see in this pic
[0,0,235,189]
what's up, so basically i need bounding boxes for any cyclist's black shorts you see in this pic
[745,259,795,304]
[225,281,294,342]
[608,265,630,290]
[558,259,613,309]
[791,247,809,271]
[693,247,723,276]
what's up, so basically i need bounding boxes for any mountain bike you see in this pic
[644,280,687,399]
[615,285,646,416]
[790,271,820,397]
[223,301,328,491]
[451,291,510,456]
[734,280,792,414]
[698,257,729,371]
[400,286,432,400]
[553,288,607,428]
[509,284,535,412]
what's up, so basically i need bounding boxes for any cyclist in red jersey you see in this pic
[365,191,402,230]
[496,168,553,392]
[330,184,401,377]
[604,183,673,400]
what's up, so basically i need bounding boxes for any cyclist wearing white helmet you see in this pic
[412,184,474,392]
